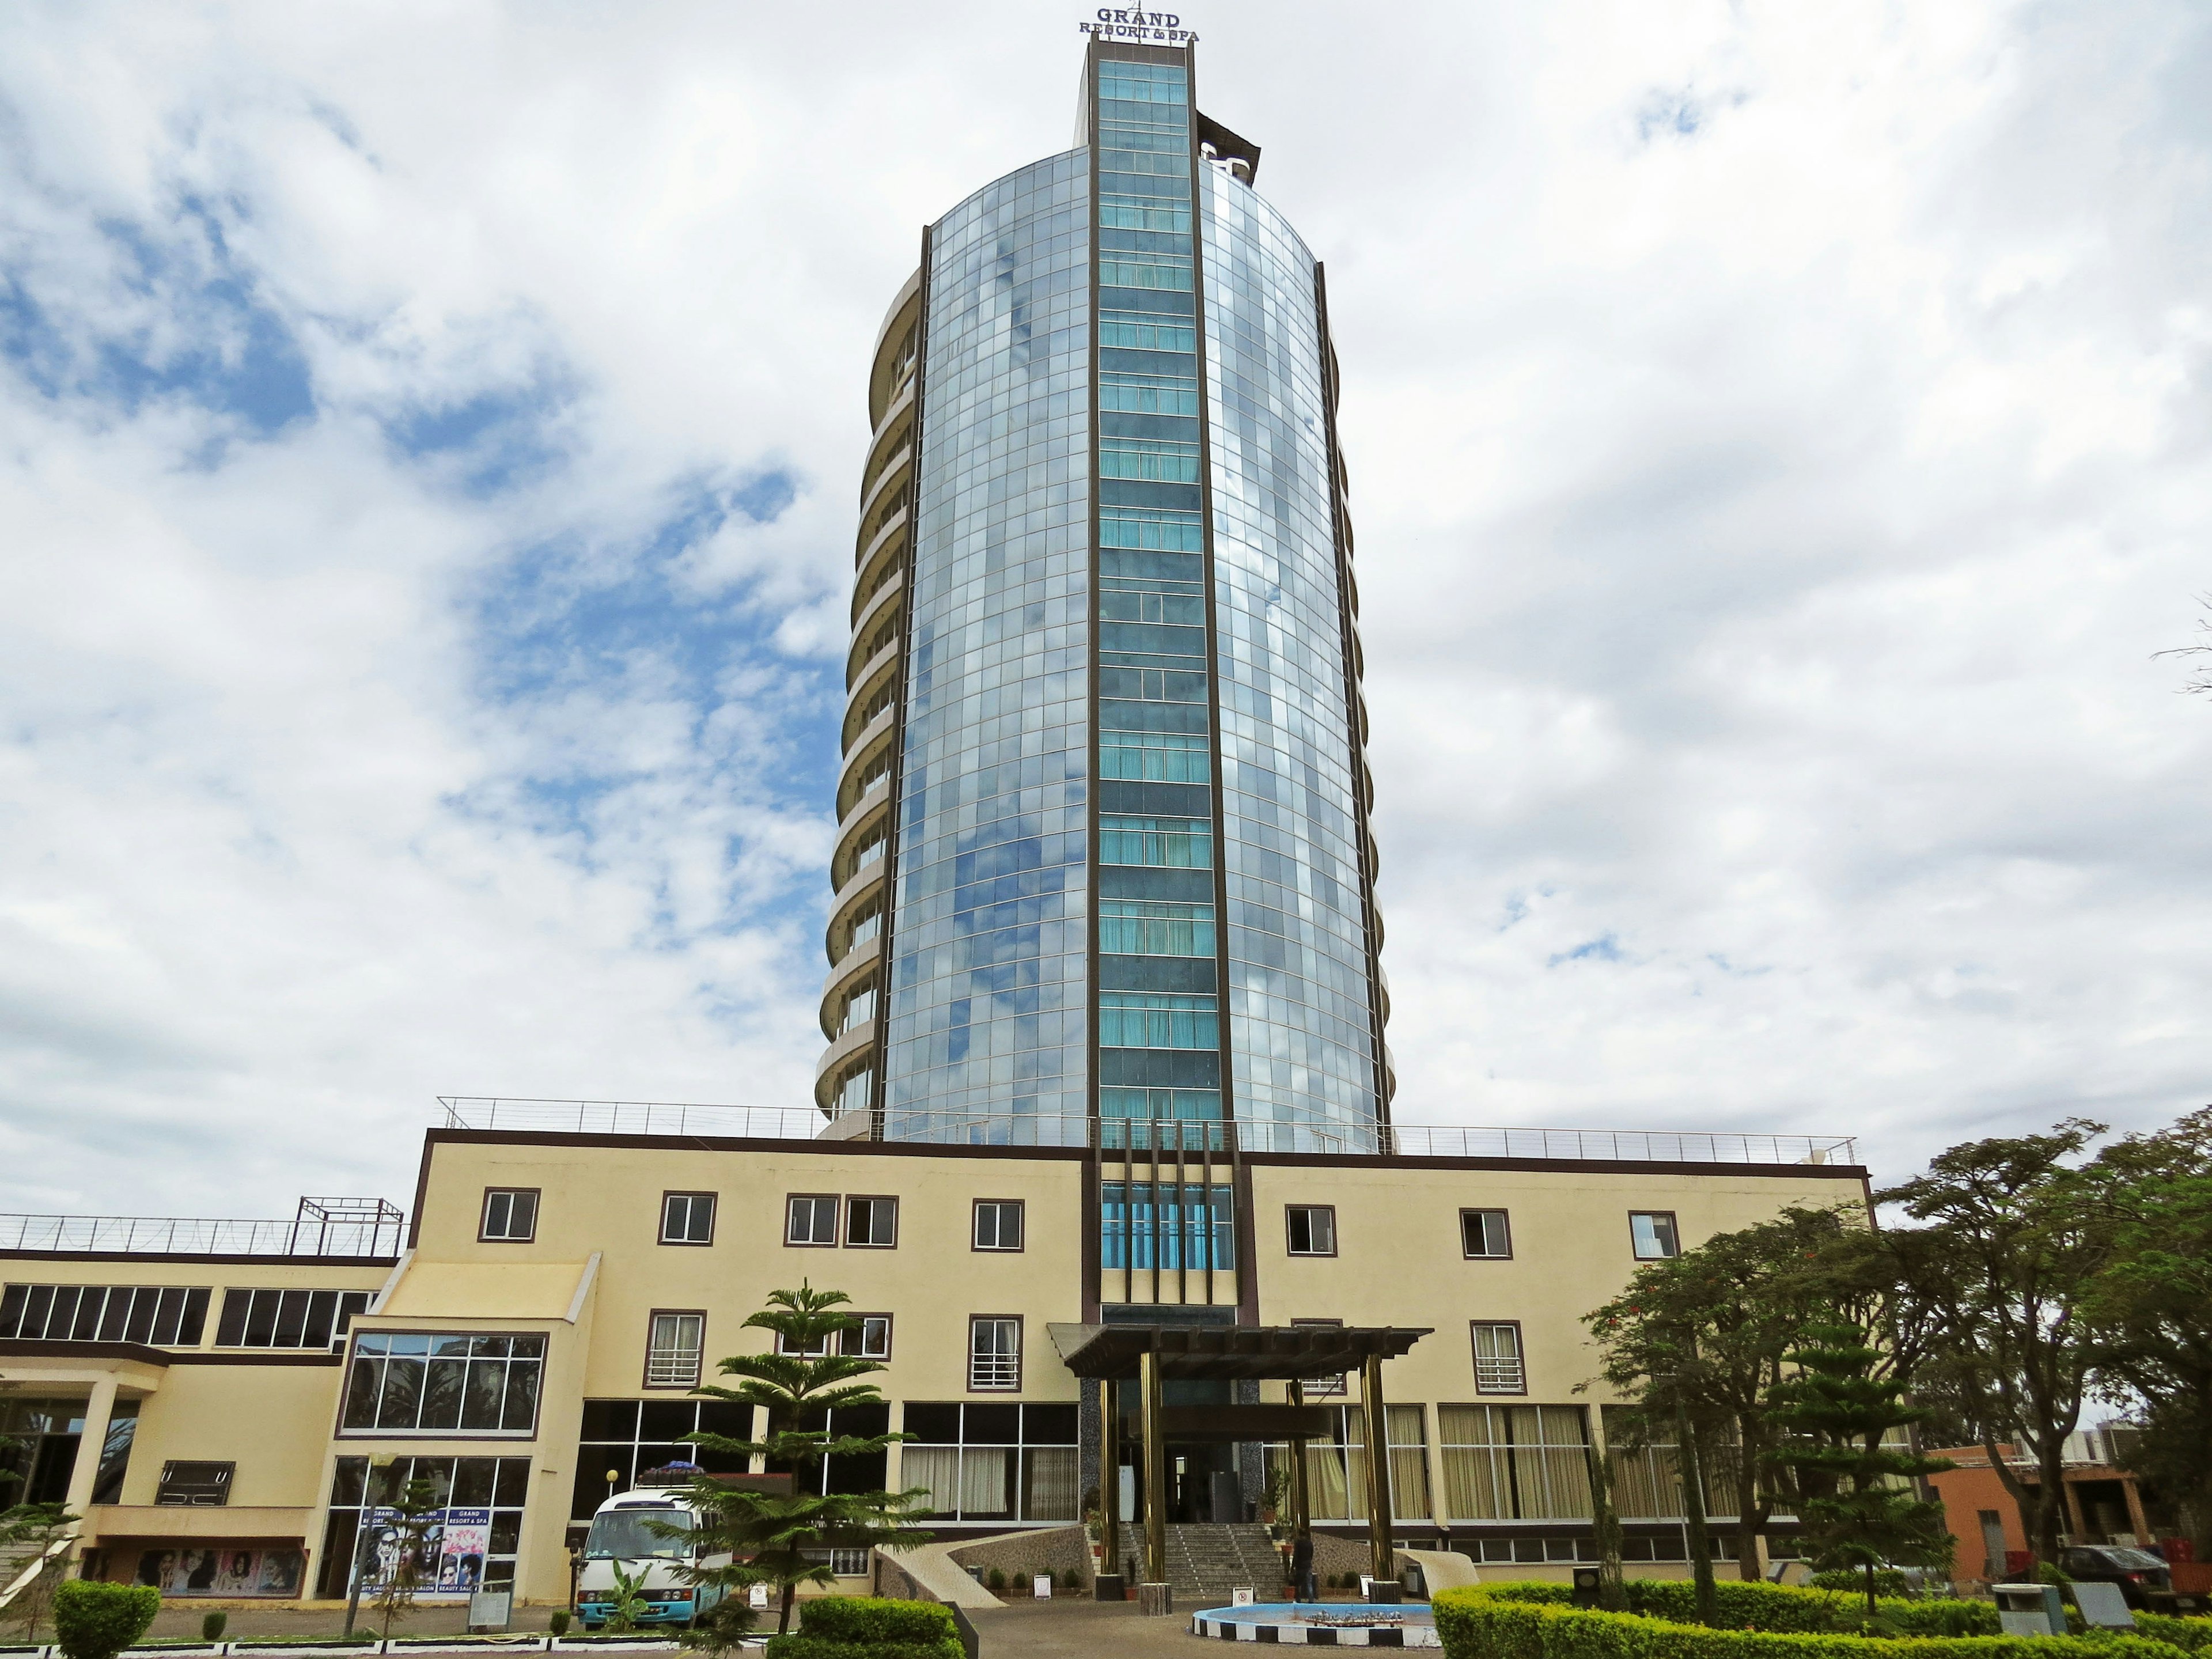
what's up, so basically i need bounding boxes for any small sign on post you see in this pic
[1232,1588,1255,1606]
[1033,1573,1053,1599]
[467,1588,512,1632]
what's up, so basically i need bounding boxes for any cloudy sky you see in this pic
[2,1,2207,1218]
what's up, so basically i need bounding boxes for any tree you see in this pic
[368,1477,444,1641]
[679,1283,930,1635]
[2075,1107,2212,1559]
[1585,1206,1870,1581]
[1,1502,81,1642]
[1766,1324,1953,1618]
[1877,1121,2107,1566]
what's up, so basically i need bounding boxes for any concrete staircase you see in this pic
[1165,1524,1286,1607]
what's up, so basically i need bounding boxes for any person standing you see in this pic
[1291,1531,1315,1603]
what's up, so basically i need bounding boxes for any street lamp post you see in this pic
[342,1455,397,1639]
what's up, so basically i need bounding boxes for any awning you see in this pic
[1047,1322,1431,1382]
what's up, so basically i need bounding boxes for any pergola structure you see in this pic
[1048,1322,1432,1593]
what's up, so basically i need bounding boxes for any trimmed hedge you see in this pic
[2134,1618,2212,1654]
[1432,1584,2193,1659]
[760,1597,961,1659]
[52,1582,161,1659]
[1472,1580,2002,1638]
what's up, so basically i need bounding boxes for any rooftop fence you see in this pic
[0,1197,406,1259]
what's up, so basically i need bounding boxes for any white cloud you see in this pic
[0,0,2207,1216]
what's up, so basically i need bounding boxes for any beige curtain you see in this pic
[1388,1404,1431,1520]
[903,1446,959,1516]
[960,1447,1012,1516]
[1512,1406,1592,1520]
[1022,1448,1079,1521]
[1438,1404,1512,1520]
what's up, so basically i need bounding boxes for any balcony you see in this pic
[0,1197,406,1259]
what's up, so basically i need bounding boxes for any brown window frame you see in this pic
[1470,1319,1528,1396]
[843,1312,893,1359]
[1291,1316,1347,1397]
[1285,1203,1337,1257]
[844,1194,900,1249]
[967,1314,1023,1392]
[785,1193,840,1248]
[659,1191,717,1247]
[1629,1210,1681,1260]
[642,1309,708,1390]
[1460,1208,1513,1260]
[478,1188,540,1244]
[972,1198,1026,1252]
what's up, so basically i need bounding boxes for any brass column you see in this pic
[1361,1353,1395,1586]
[1287,1378,1312,1593]
[1099,1378,1121,1582]
[1141,1349,1168,1586]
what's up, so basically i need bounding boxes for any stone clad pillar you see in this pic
[1098,1378,1120,1586]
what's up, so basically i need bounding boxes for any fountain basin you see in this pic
[1190,1602,1440,1646]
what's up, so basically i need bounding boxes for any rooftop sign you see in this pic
[1080,9,1196,44]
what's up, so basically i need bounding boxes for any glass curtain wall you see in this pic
[884,153,1092,1141]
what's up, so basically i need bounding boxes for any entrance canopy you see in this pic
[1047,1321,1430,1382]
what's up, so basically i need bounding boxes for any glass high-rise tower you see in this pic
[819,37,1391,1154]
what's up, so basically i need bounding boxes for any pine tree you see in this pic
[1765,1324,1953,1618]
[679,1283,930,1635]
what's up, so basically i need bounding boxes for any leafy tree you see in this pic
[679,1283,930,1635]
[1766,1324,1953,1619]
[1877,1121,2107,1566]
[2075,1107,2212,1559]
[1,1502,81,1641]
[368,1476,445,1641]
[1585,1205,1872,1580]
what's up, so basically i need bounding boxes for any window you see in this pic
[844,1315,892,1359]
[156,1461,234,1506]
[320,1456,529,1597]
[1258,1403,1428,1522]
[1097,816,1212,869]
[968,1318,1021,1391]
[1461,1210,1512,1260]
[829,1548,870,1577]
[1438,1405,1593,1521]
[573,1399,753,1520]
[787,1195,838,1247]
[215,1288,371,1350]
[479,1189,538,1243]
[846,1196,898,1248]
[1098,899,1214,956]
[0,1284,210,1346]
[1471,1322,1527,1394]
[645,1313,704,1388]
[660,1193,715,1247]
[1100,1181,1234,1271]
[777,1326,834,1359]
[973,1201,1025,1252]
[1097,992,1217,1048]
[1286,1206,1336,1257]
[1292,1317,1346,1397]
[900,1402,1078,1522]
[1630,1211,1680,1260]
[340,1332,544,1434]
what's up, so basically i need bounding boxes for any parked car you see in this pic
[2060,1546,2172,1608]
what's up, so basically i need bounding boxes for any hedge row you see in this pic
[2134,1618,2212,1654]
[1431,1585,2193,1659]
[1473,1581,2003,1637]
[760,1597,961,1659]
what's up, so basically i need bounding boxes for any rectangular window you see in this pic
[660,1193,715,1246]
[1099,437,1200,482]
[972,1200,1025,1253]
[1257,1403,1429,1524]
[1096,992,1217,1048]
[829,1548,870,1577]
[1598,1404,1737,1521]
[846,1196,898,1248]
[1472,1322,1527,1395]
[1286,1206,1337,1257]
[1099,1180,1234,1271]
[1099,370,1200,416]
[479,1190,538,1243]
[645,1313,704,1389]
[1461,1210,1512,1260]
[899,1401,1079,1523]
[1096,505,1203,550]
[1098,899,1215,956]
[1292,1317,1346,1397]
[1630,1211,1681,1260]
[1097,815,1211,869]
[1097,729,1210,782]
[215,1288,372,1350]
[571,1399,753,1520]
[786,1195,839,1247]
[340,1332,546,1435]
[156,1460,234,1506]
[0,1284,210,1347]
[843,1315,892,1359]
[776,1327,834,1358]
[1438,1405,1593,1521]
[968,1318,1021,1391]
[320,1456,531,1596]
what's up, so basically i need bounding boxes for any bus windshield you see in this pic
[584,1506,693,1560]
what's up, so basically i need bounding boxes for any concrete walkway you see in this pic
[975,1599,1209,1658]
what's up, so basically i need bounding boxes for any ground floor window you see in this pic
[1262,1404,1429,1522]
[317,1455,529,1599]
[1439,1404,1592,1521]
[128,1546,304,1596]
[770,1404,891,1498]
[573,1398,753,1520]
[899,1402,1078,1522]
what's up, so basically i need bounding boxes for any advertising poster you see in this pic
[133,1548,304,1597]
[435,1508,491,1594]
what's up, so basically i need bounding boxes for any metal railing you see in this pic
[437,1098,1855,1166]
[0,1196,406,1259]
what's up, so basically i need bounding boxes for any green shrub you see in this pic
[2134,1617,2212,1655]
[1433,1584,2192,1659]
[200,1612,229,1643]
[548,1612,570,1638]
[767,1597,959,1656]
[1479,1578,2001,1638]
[1061,1569,1082,1590]
[1812,1572,1915,1600]
[52,1581,161,1659]
[984,1566,1006,1593]
[761,1642,961,1659]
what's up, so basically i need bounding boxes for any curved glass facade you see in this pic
[820,41,1385,1155]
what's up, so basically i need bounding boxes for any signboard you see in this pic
[469,1588,513,1632]
[134,1548,303,1597]
[436,1508,493,1594]
[1079,9,1196,44]
[1232,1588,1255,1606]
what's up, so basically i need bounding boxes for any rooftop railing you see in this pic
[0,1197,406,1259]
[438,1097,1856,1166]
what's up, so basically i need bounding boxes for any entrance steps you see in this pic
[1165,1524,1285,1605]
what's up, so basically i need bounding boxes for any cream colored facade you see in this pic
[1,1125,1866,1605]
